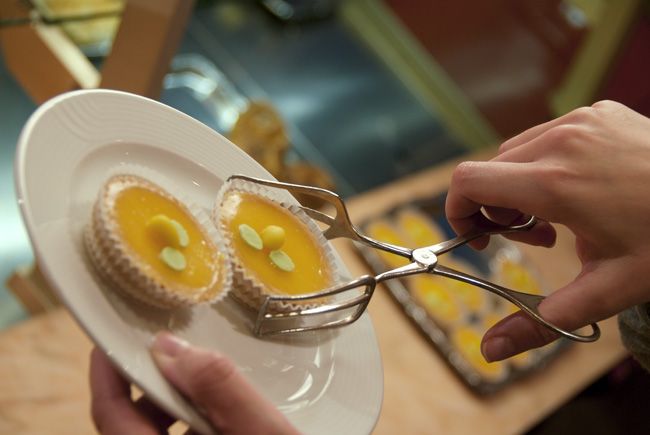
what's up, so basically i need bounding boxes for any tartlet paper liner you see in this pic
[212,178,343,313]
[84,164,232,308]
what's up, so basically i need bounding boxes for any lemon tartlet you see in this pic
[445,259,491,314]
[85,174,231,308]
[411,275,462,327]
[493,257,543,296]
[214,179,339,311]
[365,219,411,269]
[395,208,445,247]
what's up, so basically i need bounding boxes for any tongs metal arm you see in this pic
[253,275,377,336]
[427,214,538,256]
[433,264,601,342]
[228,175,412,257]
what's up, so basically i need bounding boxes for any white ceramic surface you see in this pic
[14,90,383,434]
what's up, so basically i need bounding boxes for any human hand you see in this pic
[445,100,650,361]
[90,332,299,435]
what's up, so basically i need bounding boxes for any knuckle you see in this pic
[498,138,515,154]
[563,101,623,126]
[540,125,591,155]
[530,324,559,348]
[591,99,621,112]
[530,165,575,209]
[564,106,595,124]
[543,124,579,145]
[544,165,574,188]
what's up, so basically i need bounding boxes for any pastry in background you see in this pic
[411,275,462,328]
[493,257,543,296]
[229,101,290,179]
[228,101,335,209]
[365,219,411,270]
[444,258,492,314]
[395,208,445,247]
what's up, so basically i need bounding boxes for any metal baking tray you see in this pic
[356,194,569,395]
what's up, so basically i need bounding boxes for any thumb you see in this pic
[150,332,298,435]
[481,258,639,362]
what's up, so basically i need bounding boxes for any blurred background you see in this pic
[1,0,650,433]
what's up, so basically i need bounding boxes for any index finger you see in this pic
[89,348,159,435]
[445,160,555,246]
[446,161,534,224]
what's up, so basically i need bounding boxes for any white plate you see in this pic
[15,90,383,434]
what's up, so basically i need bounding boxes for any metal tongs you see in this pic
[230,175,601,343]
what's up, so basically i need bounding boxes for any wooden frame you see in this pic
[0,0,194,103]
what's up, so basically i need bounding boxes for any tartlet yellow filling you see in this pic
[114,186,220,291]
[411,275,461,325]
[365,220,410,269]
[396,209,445,246]
[497,259,542,295]
[221,191,332,295]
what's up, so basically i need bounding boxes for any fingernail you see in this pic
[482,336,515,362]
[151,332,189,358]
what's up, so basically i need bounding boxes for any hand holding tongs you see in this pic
[229,175,600,343]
